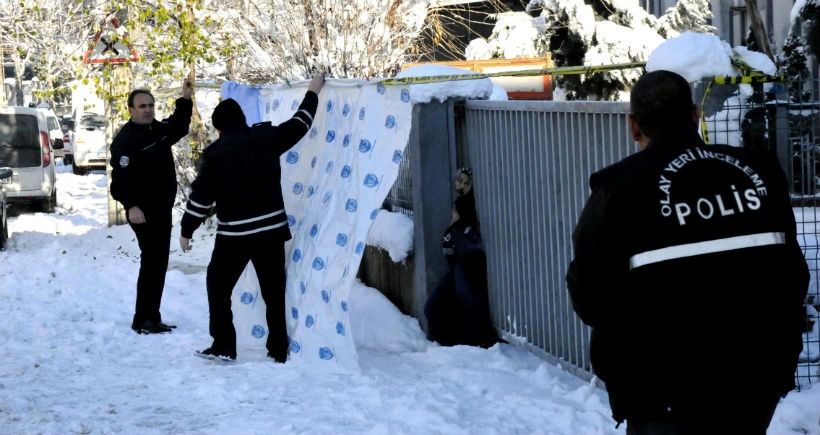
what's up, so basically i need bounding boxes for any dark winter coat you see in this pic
[180,92,318,240]
[110,98,193,216]
[566,127,809,423]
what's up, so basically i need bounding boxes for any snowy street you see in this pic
[0,162,817,434]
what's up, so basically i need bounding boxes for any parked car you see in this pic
[0,106,57,213]
[0,166,11,250]
[71,112,107,175]
[36,107,65,159]
[60,114,74,165]
[62,131,73,165]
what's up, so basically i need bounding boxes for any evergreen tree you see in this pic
[654,0,716,39]
[489,0,717,100]
[800,0,819,59]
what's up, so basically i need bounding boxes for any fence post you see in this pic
[407,100,458,331]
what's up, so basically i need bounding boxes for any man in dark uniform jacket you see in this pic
[110,80,193,335]
[566,70,808,434]
[179,75,325,362]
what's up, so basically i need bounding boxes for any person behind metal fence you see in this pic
[178,74,325,362]
[110,79,193,335]
[424,167,501,349]
[566,70,809,435]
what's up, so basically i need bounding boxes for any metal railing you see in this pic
[377,79,820,387]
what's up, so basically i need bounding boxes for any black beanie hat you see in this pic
[212,98,247,131]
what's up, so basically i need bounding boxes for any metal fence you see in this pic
[459,100,633,381]
[377,79,820,388]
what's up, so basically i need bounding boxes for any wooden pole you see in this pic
[745,0,774,61]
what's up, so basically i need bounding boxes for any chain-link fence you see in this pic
[699,75,820,389]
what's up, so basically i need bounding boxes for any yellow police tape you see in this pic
[700,73,785,144]
[191,61,648,90]
[378,61,648,85]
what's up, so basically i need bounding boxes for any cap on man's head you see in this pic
[212,98,247,131]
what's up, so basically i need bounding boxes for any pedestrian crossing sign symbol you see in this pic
[82,16,139,64]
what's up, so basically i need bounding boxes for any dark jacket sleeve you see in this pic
[180,150,217,239]
[265,91,319,155]
[109,124,139,211]
[162,97,193,143]
[566,170,628,328]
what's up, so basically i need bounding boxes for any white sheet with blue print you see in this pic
[220,80,413,372]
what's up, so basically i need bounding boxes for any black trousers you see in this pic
[625,392,782,435]
[129,210,172,324]
[424,250,498,347]
[206,232,288,361]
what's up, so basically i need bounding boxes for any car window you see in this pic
[0,113,41,167]
[47,116,60,131]
[79,114,106,130]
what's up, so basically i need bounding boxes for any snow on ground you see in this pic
[0,162,817,434]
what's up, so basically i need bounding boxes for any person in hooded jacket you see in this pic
[566,70,809,435]
[179,74,325,362]
[424,167,500,348]
[110,79,193,335]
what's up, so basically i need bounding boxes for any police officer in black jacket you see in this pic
[110,80,193,335]
[179,74,325,362]
[566,70,808,434]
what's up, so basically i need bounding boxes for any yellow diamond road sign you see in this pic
[83,17,138,64]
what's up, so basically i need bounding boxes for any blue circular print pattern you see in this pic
[392,150,403,164]
[341,165,352,179]
[401,89,410,103]
[358,139,372,153]
[336,322,345,336]
[342,103,351,116]
[291,307,299,319]
[287,214,296,227]
[321,290,330,303]
[363,174,379,188]
[345,199,357,212]
[286,151,299,164]
[319,347,335,360]
[292,183,304,195]
[312,257,325,270]
[385,115,395,129]
[305,315,315,328]
[240,292,254,304]
[251,325,266,338]
[292,249,302,262]
[290,340,301,353]
[336,233,348,247]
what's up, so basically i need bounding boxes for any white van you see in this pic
[36,107,65,158]
[71,112,107,175]
[0,106,57,212]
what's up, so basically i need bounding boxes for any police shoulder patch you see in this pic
[119,156,130,168]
